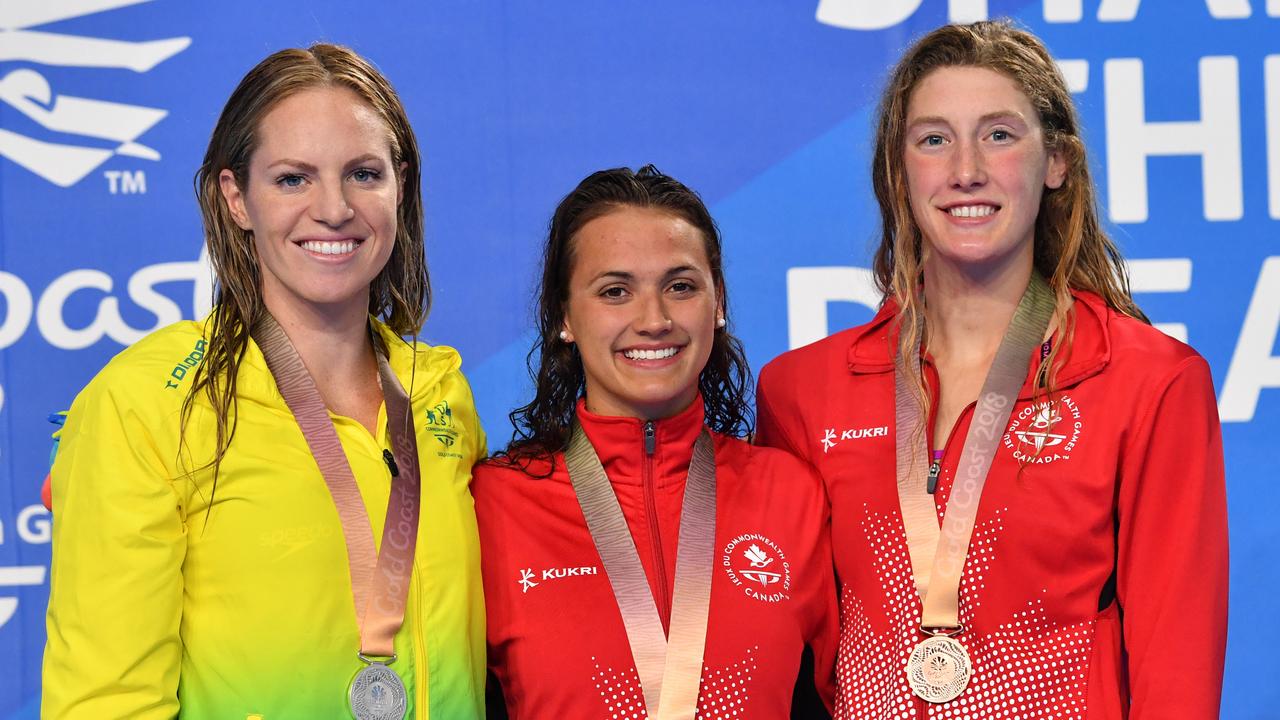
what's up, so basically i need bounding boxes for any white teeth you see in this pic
[947,205,996,218]
[300,240,358,255]
[624,347,679,360]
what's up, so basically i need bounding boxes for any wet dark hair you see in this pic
[501,165,753,463]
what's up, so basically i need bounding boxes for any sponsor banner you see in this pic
[0,1,1273,717]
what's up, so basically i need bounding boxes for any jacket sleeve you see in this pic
[42,376,187,719]
[755,362,808,460]
[807,473,839,713]
[1116,356,1227,719]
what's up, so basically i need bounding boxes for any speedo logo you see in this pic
[0,0,191,187]
[820,425,889,453]
[163,338,206,389]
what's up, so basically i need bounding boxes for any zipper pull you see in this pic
[383,448,400,477]
[926,449,943,494]
[643,421,656,456]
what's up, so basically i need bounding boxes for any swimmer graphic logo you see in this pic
[0,0,191,187]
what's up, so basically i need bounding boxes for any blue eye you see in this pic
[276,174,304,188]
[922,134,945,147]
[352,168,380,183]
[991,129,1012,142]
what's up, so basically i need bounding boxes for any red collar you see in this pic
[845,289,1114,396]
[576,396,706,488]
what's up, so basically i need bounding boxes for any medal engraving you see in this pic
[348,662,407,720]
[906,635,972,703]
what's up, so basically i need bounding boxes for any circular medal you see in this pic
[348,661,408,720]
[906,634,972,703]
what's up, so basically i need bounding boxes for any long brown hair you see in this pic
[184,44,427,490]
[871,21,1147,400]
[502,166,753,465]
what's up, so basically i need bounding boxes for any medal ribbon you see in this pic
[254,314,421,659]
[895,274,1054,630]
[566,422,716,720]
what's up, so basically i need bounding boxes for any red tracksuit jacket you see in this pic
[474,399,838,719]
[755,289,1228,720]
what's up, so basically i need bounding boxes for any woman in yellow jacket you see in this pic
[42,45,486,719]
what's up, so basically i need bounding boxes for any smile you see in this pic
[622,346,681,361]
[945,204,998,218]
[297,239,361,256]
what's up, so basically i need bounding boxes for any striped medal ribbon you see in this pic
[894,273,1055,703]
[254,315,420,720]
[566,422,717,720]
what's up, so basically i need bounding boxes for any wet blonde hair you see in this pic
[185,44,426,493]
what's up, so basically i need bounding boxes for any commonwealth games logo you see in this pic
[722,532,792,603]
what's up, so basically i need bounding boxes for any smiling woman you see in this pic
[473,166,839,719]
[42,45,486,719]
[755,20,1228,720]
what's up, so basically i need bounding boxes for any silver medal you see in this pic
[348,661,407,720]
[906,634,972,703]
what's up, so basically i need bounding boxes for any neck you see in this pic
[264,293,376,382]
[921,253,1033,367]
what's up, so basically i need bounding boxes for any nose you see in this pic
[949,139,987,190]
[633,291,673,336]
[311,180,355,227]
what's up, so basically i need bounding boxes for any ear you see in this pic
[397,161,408,206]
[1044,148,1067,190]
[560,313,575,344]
[219,169,252,230]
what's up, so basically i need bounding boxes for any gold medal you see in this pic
[906,634,972,703]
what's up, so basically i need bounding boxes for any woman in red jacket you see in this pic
[474,166,837,719]
[755,21,1228,720]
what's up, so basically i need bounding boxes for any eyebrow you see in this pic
[265,154,387,173]
[590,265,700,283]
[907,110,1027,128]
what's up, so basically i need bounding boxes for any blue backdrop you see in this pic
[1,1,1274,717]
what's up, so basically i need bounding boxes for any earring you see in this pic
[716,316,726,328]
[559,331,570,342]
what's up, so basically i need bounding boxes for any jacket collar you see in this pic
[223,314,458,407]
[845,289,1113,397]
[575,395,706,488]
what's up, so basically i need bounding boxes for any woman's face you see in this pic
[903,66,1066,277]
[562,206,721,421]
[220,86,402,321]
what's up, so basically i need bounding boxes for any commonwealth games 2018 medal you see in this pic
[349,661,408,720]
[894,274,1055,704]
[906,635,972,703]
[256,316,422,720]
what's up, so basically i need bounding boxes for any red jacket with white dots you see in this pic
[474,399,838,719]
[755,289,1228,720]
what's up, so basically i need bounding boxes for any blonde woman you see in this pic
[43,45,485,719]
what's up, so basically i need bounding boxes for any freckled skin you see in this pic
[904,66,1066,278]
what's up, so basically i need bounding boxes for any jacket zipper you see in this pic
[642,420,672,633]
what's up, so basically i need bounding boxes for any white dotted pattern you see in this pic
[591,647,759,719]
[834,505,1094,719]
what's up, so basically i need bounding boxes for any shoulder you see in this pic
[760,301,896,390]
[1076,292,1207,382]
[713,434,824,496]
[79,319,209,408]
[473,454,561,499]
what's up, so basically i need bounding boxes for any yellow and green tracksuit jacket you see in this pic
[43,317,486,719]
